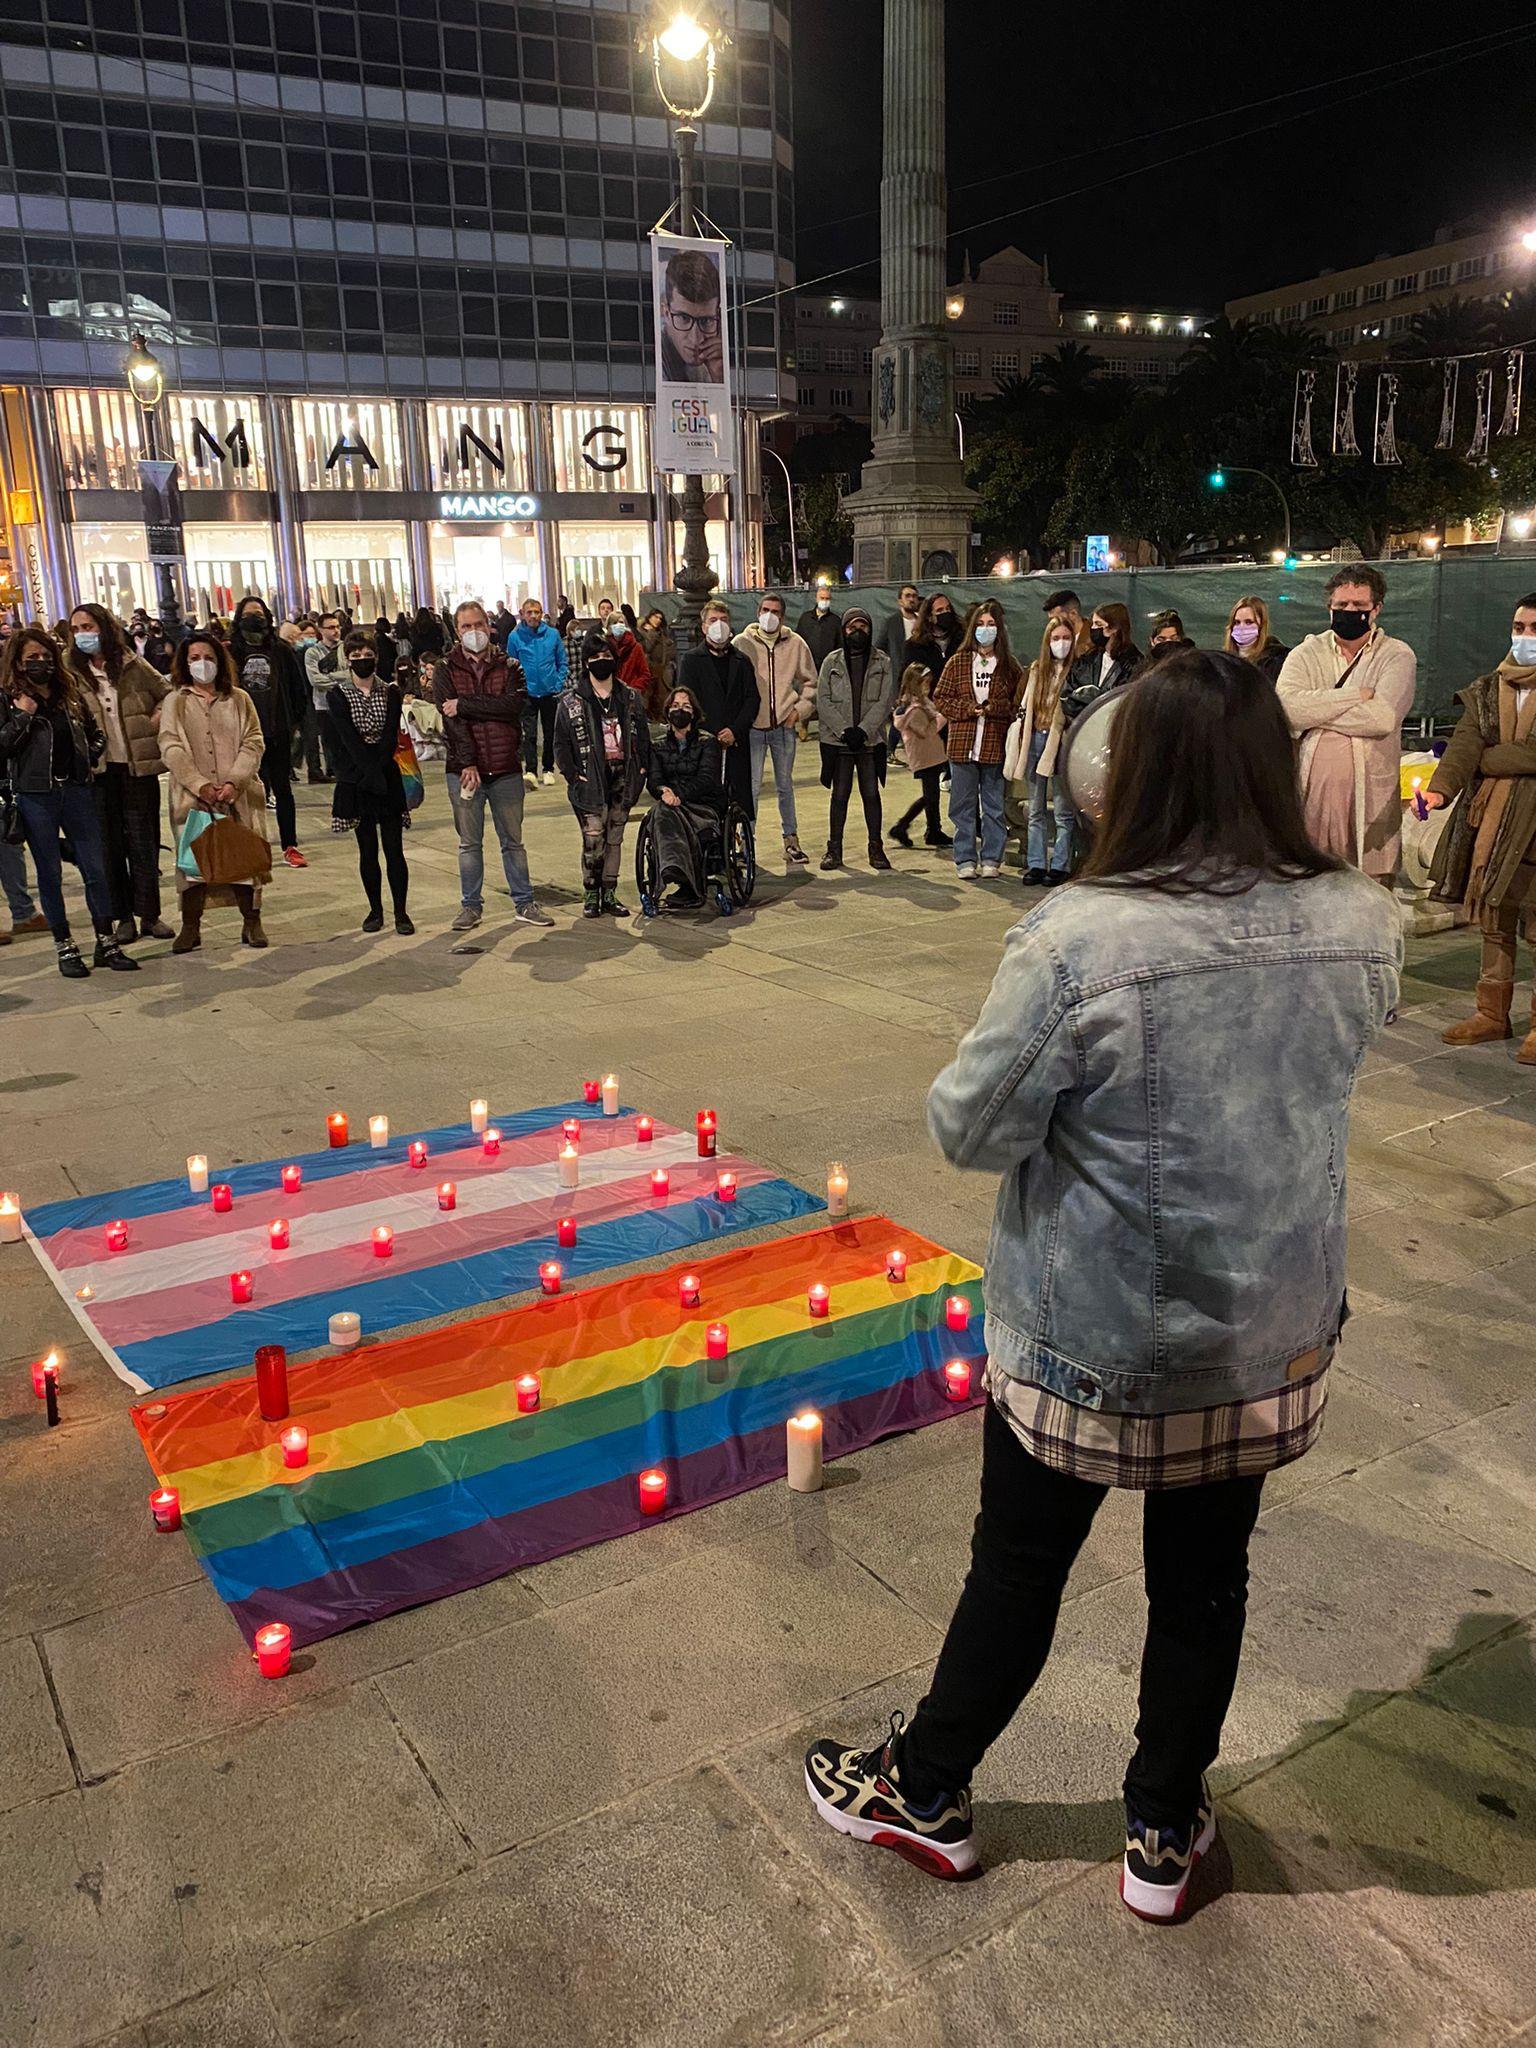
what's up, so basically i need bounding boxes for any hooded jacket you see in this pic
[231,601,307,746]
[733,620,817,730]
[510,619,569,700]
[816,614,895,753]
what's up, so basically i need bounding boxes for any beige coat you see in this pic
[1003,655,1073,783]
[1277,629,1417,875]
[732,623,818,729]
[158,685,268,898]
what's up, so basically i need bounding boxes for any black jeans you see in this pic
[95,763,163,921]
[262,745,297,850]
[892,765,944,841]
[521,696,558,775]
[827,747,883,850]
[356,812,409,916]
[304,702,337,781]
[903,1400,1265,1828]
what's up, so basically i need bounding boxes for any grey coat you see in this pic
[816,646,895,750]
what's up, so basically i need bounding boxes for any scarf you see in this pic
[1467,654,1536,911]
[340,679,388,743]
[846,641,869,724]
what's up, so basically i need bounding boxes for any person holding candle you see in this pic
[814,607,895,874]
[326,629,414,936]
[804,649,1401,1917]
[554,630,652,918]
[159,634,270,953]
[63,602,174,944]
[933,601,1025,881]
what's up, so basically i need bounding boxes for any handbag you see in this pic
[394,730,424,810]
[0,779,23,848]
[175,805,216,878]
[193,813,274,887]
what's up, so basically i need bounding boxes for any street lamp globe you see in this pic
[639,3,729,121]
[658,10,710,61]
[124,331,165,410]
[1522,228,1536,254]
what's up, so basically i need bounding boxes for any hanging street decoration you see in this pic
[1332,363,1361,457]
[1498,349,1524,439]
[1290,369,1319,468]
[1468,366,1495,463]
[1288,334,1529,468]
[1435,361,1459,451]
[1373,372,1402,467]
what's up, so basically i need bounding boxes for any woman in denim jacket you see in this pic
[805,649,1402,1921]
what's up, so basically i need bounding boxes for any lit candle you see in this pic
[0,1192,20,1243]
[638,1467,667,1515]
[944,1358,972,1403]
[650,1167,670,1198]
[408,1140,428,1170]
[281,1163,302,1194]
[469,1097,489,1134]
[104,1218,129,1253]
[678,1272,701,1309]
[786,1410,824,1492]
[186,1155,209,1195]
[370,1114,390,1149]
[556,1214,577,1248]
[75,1284,93,1303]
[30,1348,59,1398]
[1411,775,1429,822]
[601,1073,619,1117]
[268,1218,290,1252]
[945,1294,971,1333]
[826,1163,849,1216]
[230,1269,254,1304]
[696,1109,717,1158]
[437,1181,457,1211]
[562,1117,581,1146]
[582,1078,600,1104]
[42,1357,59,1427]
[516,1372,540,1413]
[559,1142,580,1190]
[886,1247,908,1283]
[482,1127,502,1158]
[808,1281,830,1318]
[148,1486,182,1532]
[327,1112,349,1148]
[371,1225,393,1259]
[705,1320,729,1360]
[255,1343,289,1420]
[280,1424,309,1469]
[539,1259,562,1296]
[328,1310,361,1348]
[211,1183,233,1213]
[636,1115,655,1145]
[254,1622,291,1679]
[716,1169,737,1203]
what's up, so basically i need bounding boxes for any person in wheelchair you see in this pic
[645,684,726,907]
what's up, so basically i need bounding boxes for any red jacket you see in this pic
[433,642,526,780]
[608,628,655,712]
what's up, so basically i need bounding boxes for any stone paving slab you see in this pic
[0,1634,75,1813]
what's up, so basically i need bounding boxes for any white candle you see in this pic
[369,1115,389,1149]
[558,1141,580,1190]
[186,1155,209,1195]
[827,1163,849,1216]
[787,1410,824,1492]
[469,1097,489,1134]
[0,1193,20,1243]
[328,1310,361,1349]
[601,1073,619,1117]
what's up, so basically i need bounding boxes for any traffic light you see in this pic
[1208,467,1226,489]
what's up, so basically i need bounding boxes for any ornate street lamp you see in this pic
[124,332,165,409]
[124,331,183,633]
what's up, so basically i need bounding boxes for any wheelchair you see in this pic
[634,794,756,917]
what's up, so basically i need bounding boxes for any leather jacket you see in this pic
[0,689,104,791]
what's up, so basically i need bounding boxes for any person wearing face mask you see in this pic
[0,627,129,979]
[554,630,652,916]
[64,601,174,943]
[1148,611,1192,657]
[645,683,725,907]
[904,593,963,692]
[229,597,308,867]
[327,630,413,936]
[1004,613,1092,886]
[159,633,271,951]
[1224,596,1288,683]
[601,606,657,712]
[1277,568,1416,881]
[934,604,1024,879]
[510,596,569,788]
[1064,604,1142,724]
[796,583,843,672]
[302,612,346,785]
[127,606,176,676]
[814,607,895,873]
[1423,594,1536,1058]
[734,591,817,867]
[677,600,757,818]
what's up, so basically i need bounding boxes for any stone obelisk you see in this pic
[843,0,975,583]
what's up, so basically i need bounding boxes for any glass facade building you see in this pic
[0,0,791,620]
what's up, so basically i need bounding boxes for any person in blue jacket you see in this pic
[510,596,569,786]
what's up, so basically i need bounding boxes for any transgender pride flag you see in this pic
[24,1101,822,1393]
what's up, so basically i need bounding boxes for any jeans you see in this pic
[446,770,533,911]
[902,1401,1265,1828]
[826,747,883,850]
[521,696,558,775]
[357,812,409,916]
[578,795,633,889]
[304,702,338,781]
[0,839,38,921]
[1025,728,1076,874]
[94,764,164,922]
[262,745,297,849]
[16,784,114,938]
[948,758,1006,869]
[750,724,799,837]
[892,765,944,841]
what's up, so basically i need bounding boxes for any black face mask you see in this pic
[1089,626,1108,650]
[21,657,52,682]
[668,706,692,730]
[239,616,266,641]
[932,612,954,637]
[588,658,615,682]
[348,655,377,677]
[845,630,870,653]
[1330,606,1372,643]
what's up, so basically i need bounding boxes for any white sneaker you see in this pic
[542,770,555,786]
[979,862,1002,879]
[956,862,978,880]
[523,771,537,787]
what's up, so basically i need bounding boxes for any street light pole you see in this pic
[1209,463,1292,556]
[124,331,183,635]
[759,438,798,584]
[672,119,715,644]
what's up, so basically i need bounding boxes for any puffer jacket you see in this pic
[433,641,526,780]
[0,687,104,791]
[554,676,651,814]
[733,623,817,730]
[649,725,725,809]
[71,653,172,777]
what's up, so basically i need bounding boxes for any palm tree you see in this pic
[1033,342,1103,401]
[1175,315,1271,389]
[1390,296,1499,361]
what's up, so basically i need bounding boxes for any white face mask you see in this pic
[706,618,732,646]
[460,626,489,653]
[189,658,217,685]
[758,611,781,635]
[974,623,998,648]
[815,597,830,614]
[1050,635,1073,660]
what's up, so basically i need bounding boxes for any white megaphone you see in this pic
[1059,682,1133,827]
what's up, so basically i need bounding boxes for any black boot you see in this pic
[361,905,385,933]
[93,931,141,972]
[889,820,913,849]
[601,887,627,916]
[56,938,90,980]
[868,842,892,872]
[819,845,844,871]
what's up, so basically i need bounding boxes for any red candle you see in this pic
[716,1170,737,1203]
[678,1272,701,1309]
[268,1218,290,1252]
[638,1467,667,1515]
[104,1218,129,1253]
[516,1372,540,1413]
[582,1078,600,1104]
[254,1621,291,1678]
[437,1181,457,1211]
[408,1140,428,1170]
[945,1294,971,1333]
[650,1167,670,1198]
[255,1343,289,1420]
[808,1282,830,1318]
[705,1320,729,1360]
[148,1486,181,1532]
[886,1248,908,1283]
[556,1214,577,1248]
[230,1269,254,1304]
[372,1224,393,1258]
[31,1349,60,1398]
[211,1183,233,1213]
[539,1259,562,1296]
[280,1424,309,1468]
[327,1112,349,1148]
[280,1163,302,1194]
[562,1117,581,1146]
[696,1109,717,1158]
[944,1359,972,1403]
[636,1115,655,1144]
[482,1127,502,1158]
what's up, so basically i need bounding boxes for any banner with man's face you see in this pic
[651,231,735,477]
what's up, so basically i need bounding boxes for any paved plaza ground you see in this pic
[1,756,1534,2048]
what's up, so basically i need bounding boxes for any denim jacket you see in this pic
[928,869,1401,1420]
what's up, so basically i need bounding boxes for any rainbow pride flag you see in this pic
[133,1218,985,1647]
[25,1101,822,1393]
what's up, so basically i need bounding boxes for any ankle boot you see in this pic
[1441,975,1513,1045]
[1519,992,1536,1066]
[819,844,844,871]
[172,885,205,954]
[234,885,268,948]
[93,931,141,972]
[868,841,892,872]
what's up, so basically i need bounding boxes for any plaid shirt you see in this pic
[985,1349,1333,1490]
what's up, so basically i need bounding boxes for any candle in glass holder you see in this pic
[255,1343,289,1420]
[281,1163,302,1195]
[945,1294,971,1333]
[696,1109,717,1158]
[469,1097,489,1134]
[75,1284,94,1303]
[368,1114,389,1149]
[678,1272,701,1309]
[886,1247,908,1283]
[636,1115,654,1145]
[808,1281,830,1319]
[539,1259,562,1296]
[408,1140,428,1170]
[826,1163,849,1216]
[254,1622,291,1679]
[556,1214,577,1248]
[516,1373,540,1413]
[186,1155,209,1195]
[105,1218,129,1253]
[149,1486,182,1532]
[601,1073,619,1116]
[30,1348,60,1398]
[437,1181,457,1212]
[211,1183,233,1213]
[371,1225,393,1259]
[482,1127,502,1158]
[562,1117,581,1146]
[268,1218,290,1252]
[230,1269,254,1304]
[280,1424,309,1469]
[582,1078,600,1105]
[705,1320,729,1360]
[638,1467,667,1514]
[650,1167,670,1199]
[716,1169,737,1204]
[786,1410,824,1492]
[329,1310,361,1349]
[0,1192,20,1243]
[559,1143,580,1190]
[327,1112,349,1149]
[944,1359,972,1403]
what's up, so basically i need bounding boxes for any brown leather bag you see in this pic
[193,813,273,886]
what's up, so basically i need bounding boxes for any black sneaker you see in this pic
[888,822,913,849]
[1120,1781,1215,1923]
[361,908,385,933]
[1026,867,1048,886]
[924,831,954,850]
[93,937,141,972]
[56,941,90,980]
[804,1712,978,1880]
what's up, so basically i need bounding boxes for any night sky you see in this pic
[789,2,1536,309]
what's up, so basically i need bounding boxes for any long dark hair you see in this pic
[65,601,128,684]
[1092,601,1137,662]
[1078,649,1341,896]
[2,625,76,709]
[957,599,1019,675]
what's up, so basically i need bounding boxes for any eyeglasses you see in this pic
[666,308,721,337]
